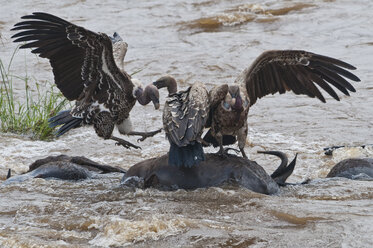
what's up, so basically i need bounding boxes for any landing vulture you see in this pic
[12,12,161,149]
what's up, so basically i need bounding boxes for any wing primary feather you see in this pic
[315,67,356,92]
[11,29,62,38]
[13,19,63,27]
[13,33,63,43]
[313,69,350,96]
[22,12,72,25]
[311,54,357,70]
[304,67,340,101]
[310,60,360,82]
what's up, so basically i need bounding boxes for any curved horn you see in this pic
[257,150,288,171]
[258,151,297,186]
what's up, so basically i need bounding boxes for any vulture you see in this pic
[12,12,161,149]
[153,76,209,167]
[203,50,361,158]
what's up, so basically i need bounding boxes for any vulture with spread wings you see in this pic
[203,50,360,158]
[12,12,161,149]
[153,76,209,167]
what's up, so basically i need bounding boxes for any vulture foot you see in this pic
[128,128,163,142]
[111,136,142,150]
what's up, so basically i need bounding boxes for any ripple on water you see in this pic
[180,3,315,32]
[89,215,194,247]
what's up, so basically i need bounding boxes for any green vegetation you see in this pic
[0,47,68,140]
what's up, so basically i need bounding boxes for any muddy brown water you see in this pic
[0,0,372,247]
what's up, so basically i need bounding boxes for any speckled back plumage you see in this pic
[163,82,209,147]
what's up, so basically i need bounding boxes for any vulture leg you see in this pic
[216,133,229,158]
[127,128,163,142]
[240,148,248,159]
[238,124,248,159]
[110,136,141,150]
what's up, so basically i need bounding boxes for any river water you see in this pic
[0,0,373,247]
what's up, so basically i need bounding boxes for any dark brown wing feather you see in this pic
[208,84,229,108]
[163,83,209,147]
[11,12,131,101]
[234,50,360,106]
[205,84,229,128]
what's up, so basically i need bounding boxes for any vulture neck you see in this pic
[164,77,178,95]
[113,42,127,72]
[136,86,153,105]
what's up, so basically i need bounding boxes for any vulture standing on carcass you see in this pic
[203,50,360,158]
[153,76,209,167]
[12,12,161,149]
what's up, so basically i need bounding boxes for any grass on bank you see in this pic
[0,47,68,140]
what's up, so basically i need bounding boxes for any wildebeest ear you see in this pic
[144,174,160,188]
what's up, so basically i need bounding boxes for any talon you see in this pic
[115,142,129,149]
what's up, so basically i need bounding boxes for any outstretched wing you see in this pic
[234,50,360,106]
[163,83,209,147]
[11,12,132,101]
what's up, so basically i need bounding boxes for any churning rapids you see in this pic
[0,0,372,247]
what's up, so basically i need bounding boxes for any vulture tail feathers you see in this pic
[168,142,205,168]
[49,110,82,137]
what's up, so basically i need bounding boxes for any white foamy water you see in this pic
[1,0,373,247]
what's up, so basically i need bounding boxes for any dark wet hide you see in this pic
[123,153,283,195]
[327,158,373,180]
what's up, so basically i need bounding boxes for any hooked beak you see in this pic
[231,95,243,110]
[109,32,123,43]
[230,97,236,107]
[153,101,160,110]
[152,80,164,89]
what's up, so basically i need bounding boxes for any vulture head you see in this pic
[109,32,128,71]
[152,75,178,95]
[132,79,160,110]
[222,85,249,111]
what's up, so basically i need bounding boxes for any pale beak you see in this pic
[230,97,236,107]
[154,102,160,110]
